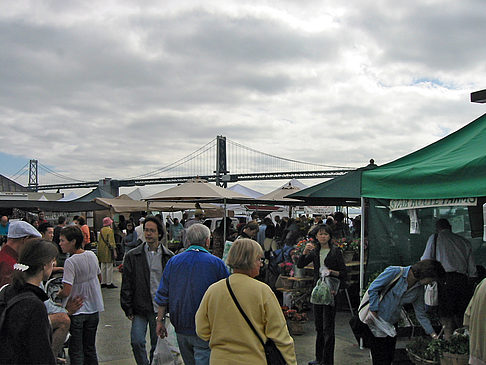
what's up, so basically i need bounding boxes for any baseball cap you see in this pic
[8,221,42,239]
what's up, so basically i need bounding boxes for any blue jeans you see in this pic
[131,313,157,365]
[69,312,99,365]
[176,333,210,365]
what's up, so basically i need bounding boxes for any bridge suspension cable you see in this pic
[38,163,87,183]
[127,138,217,179]
[9,162,30,181]
[226,138,352,174]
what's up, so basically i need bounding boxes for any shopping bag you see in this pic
[363,311,396,338]
[424,281,438,306]
[310,278,333,305]
[165,318,183,365]
[152,337,176,365]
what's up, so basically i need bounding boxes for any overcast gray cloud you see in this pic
[1,0,485,194]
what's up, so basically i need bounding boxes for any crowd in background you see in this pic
[0,209,485,365]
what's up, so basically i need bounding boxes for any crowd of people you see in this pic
[0,211,484,365]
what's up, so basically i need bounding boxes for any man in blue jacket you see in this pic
[155,223,229,365]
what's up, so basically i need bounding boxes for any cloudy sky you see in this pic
[1,0,485,195]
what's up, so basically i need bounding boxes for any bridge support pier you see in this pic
[98,178,119,197]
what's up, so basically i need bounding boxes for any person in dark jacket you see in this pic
[120,216,174,365]
[0,238,59,365]
[297,224,347,365]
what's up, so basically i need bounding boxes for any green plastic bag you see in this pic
[310,278,333,305]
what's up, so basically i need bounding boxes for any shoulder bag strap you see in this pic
[225,277,265,347]
[358,268,404,312]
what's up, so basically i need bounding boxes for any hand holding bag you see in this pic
[226,278,286,365]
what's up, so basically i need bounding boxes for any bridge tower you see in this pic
[215,135,228,187]
[28,159,38,191]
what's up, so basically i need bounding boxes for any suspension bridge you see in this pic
[10,136,355,196]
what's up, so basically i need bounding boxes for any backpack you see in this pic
[0,285,37,332]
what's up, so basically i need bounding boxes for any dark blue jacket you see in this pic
[155,247,229,335]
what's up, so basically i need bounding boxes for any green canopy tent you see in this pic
[362,113,486,199]
[360,113,486,285]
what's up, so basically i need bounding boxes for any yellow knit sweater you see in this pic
[464,278,486,364]
[196,273,297,365]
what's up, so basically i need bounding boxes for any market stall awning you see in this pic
[146,178,252,202]
[362,113,486,200]
[96,194,222,213]
[286,161,378,205]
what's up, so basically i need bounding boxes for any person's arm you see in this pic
[156,305,168,338]
[56,283,72,299]
[57,259,74,299]
[466,242,477,277]
[264,288,297,365]
[154,264,171,337]
[296,243,315,268]
[120,254,134,319]
[65,296,83,315]
[420,235,434,260]
[412,287,436,337]
[328,248,347,281]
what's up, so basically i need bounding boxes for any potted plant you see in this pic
[406,329,469,365]
[282,307,308,335]
[440,329,469,365]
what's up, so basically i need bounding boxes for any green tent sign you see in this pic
[389,197,477,211]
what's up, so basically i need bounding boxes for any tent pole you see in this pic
[359,196,366,350]
[359,197,365,299]
[223,198,227,243]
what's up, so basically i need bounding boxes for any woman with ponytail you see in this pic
[0,238,58,364]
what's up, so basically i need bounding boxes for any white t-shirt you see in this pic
[62,250,104,315]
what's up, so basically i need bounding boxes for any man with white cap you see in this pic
[0,220,41,287]
[0,220,81,358]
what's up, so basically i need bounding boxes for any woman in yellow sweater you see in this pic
[196,238,297,365]
[97,217,117,288]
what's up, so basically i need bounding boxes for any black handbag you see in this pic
[349,314,373,348]
[226,278,286,365]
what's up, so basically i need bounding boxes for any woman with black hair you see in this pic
[297,224,347,365]
[57,225,104,365]
[0,238,59,364]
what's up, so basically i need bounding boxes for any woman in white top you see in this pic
[57,225,104,365]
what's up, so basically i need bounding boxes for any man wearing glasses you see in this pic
[121,216,174,365]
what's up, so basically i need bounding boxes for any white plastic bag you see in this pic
[364,312,397,338]
[424,281,438,306]
[151,318,183,365]
[152,337,177,365]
